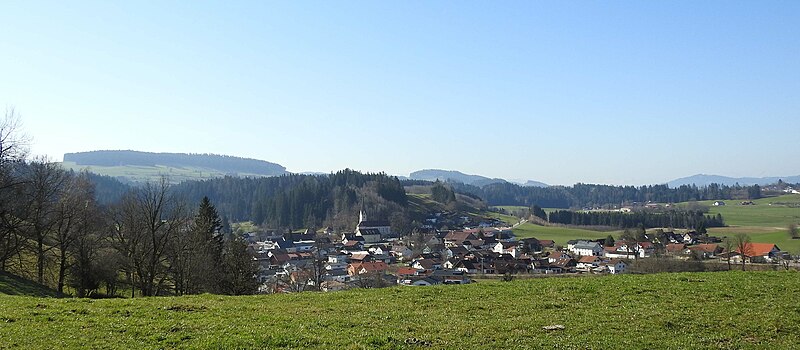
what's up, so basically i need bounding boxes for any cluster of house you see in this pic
[244,211,789,293]
[567,230,787,265]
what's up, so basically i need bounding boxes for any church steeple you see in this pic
[359,210,366,223]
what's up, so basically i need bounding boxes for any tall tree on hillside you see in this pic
[721,237,734,271]
[109,191,146,297]
[67,199,108,298]
[0,108,29,271]
[115,177,189,296]
[170,196,224,295]
[604,235,615,247]
[52,172,99,293]
[218,235,259,295]
[21,158,68,284]
[139,178,189,296]
[532,205,547,221]
[431,181,456,204]
[733,233,752,271]
[789,223,798,239]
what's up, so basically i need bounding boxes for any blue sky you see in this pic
[1,1,799,185]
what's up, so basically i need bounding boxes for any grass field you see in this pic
[511,223,618,245]
[703,194,800,228]
[1,271,798,349]
[700,194,800,253]
[488,211,617,245]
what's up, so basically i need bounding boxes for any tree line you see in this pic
[547,209,725,230]
[172,169,410,233]
[448,181,762,208]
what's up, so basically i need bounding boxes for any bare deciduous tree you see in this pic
[0,108,29,271]
[21,158,67,284]
[733,233,752,271]
[53,172,99,294]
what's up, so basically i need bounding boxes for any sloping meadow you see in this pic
[1,271,798,349]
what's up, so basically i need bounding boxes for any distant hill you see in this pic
[0,271,63,297]
[514,180,550,188]
[668,174,800,187]
[409,169,548,188]
[63,150,287,184]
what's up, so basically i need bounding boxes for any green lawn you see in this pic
[0,271,798,349]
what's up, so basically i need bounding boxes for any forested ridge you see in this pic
[172,169,410,232]
[86,172,763,232]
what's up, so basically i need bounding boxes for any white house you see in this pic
[599,260,627,274]
[492,241,520,258]
[576,256,603,272]
[570,241,603,256]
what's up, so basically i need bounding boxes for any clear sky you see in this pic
[2,1,799,185]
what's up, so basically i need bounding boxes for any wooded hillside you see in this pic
[64,150,287,176]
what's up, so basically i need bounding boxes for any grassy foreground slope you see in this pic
[1,271,798,349]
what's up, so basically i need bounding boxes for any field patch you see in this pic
[512,222,618,244]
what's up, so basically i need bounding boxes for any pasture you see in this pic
[1,271,798,349]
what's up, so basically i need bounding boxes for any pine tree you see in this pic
[219,236,260,295]
[177,196,225,294]
[604,235,615,247]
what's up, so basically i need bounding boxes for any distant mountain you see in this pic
[409,169,506,186]
[63,150,287,183]
[409,169,548,188]
[667,174,800,187]
[513,180,550,188]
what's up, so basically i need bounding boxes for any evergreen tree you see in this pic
[191,196,224,293]
[532,205,547,221]
[219,236,260,295]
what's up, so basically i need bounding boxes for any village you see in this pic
[244,209,790,293]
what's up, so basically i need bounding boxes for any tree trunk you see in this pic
[57,250,67,293]
[129,271,135,298]
[37,238,45,284]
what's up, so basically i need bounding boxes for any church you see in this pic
[355,210,392,243]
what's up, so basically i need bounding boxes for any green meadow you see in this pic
[1,271,798,349]
[511,223,617,244]
[489,210,617,245]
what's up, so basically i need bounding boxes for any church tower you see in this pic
[359,210,366,223]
